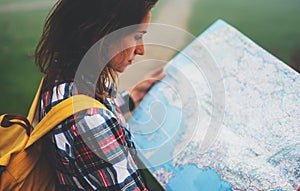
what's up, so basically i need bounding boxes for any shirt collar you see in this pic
[106,82,117,98]
[79,74,117,98]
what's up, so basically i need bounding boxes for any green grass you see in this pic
[0,8,49,115]
[0,0,33,5]
[188,0,300,71]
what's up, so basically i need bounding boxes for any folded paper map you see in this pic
[128,19,300,191]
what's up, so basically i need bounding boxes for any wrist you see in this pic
[117,91,135,114]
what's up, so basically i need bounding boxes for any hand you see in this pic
[130,67,166,103]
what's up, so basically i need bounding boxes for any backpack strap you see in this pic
[27,78,44,123]
[25,94,107,149]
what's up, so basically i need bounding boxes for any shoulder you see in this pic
[40,80,123,136]
[76,106,118,130]
[40,81,77,115]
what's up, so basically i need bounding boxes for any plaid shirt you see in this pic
[39,81,147,191]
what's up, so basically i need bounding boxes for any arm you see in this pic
[72,108,146,190]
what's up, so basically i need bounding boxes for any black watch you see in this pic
[117,91,135,114]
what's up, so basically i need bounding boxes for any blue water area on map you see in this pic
[157,163,232,191]
[161,163,286,191]
[150,161,288,191]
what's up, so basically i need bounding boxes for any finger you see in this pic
[156,72,166,80]
[148,73,166,83]
[135,72,166,92]
[147,66,165,78]
[147,74,166,85]
[152,67,164,76]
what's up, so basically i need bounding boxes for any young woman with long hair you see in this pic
[35,0,165,190]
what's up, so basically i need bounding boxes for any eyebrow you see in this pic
[137,30,147,34]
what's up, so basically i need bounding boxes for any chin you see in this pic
[115,69,124,73]
[118,66,128,73]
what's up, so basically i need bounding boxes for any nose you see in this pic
[135,44,144,56]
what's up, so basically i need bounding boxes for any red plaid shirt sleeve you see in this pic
[69,108,147,190]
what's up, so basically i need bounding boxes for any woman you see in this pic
[35,0,165,190]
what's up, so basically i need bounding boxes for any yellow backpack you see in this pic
[0,79,106,191]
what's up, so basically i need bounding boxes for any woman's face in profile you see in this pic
[108,12,151,73]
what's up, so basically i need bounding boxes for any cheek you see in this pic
[115,48,134,62]
[109,49,128,69]
[107,39,135,71]
[109,54,123,69]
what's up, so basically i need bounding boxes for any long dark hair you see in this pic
[35,0,158,95]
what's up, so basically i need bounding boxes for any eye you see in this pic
[134,34,143,41]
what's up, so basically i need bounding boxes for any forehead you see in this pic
[142,12,151,24]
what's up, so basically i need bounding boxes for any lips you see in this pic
[128,55,136,64]
[128,58,135,64]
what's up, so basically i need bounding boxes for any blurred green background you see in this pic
[0,0,299,115]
